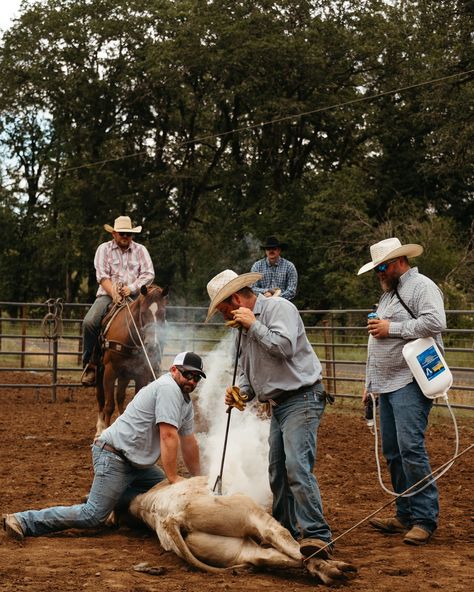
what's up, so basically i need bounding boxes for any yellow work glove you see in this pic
[225,319,242,329]
[229,386,248,411]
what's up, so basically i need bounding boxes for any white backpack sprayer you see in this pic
[367,311,459,498]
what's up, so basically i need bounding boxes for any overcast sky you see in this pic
[0,0,22,33]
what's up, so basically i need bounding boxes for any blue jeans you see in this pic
[14,443,165,537]
[82,296,112,365]
[268,383,332,542]
[379,380,439,534]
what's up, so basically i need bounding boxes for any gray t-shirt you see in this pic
[100,373,194,467]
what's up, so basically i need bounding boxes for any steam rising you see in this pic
[196,333,271,508]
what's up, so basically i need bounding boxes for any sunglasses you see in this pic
[374,258,399,273]
[118,232,133,237]
[178,367,202,382]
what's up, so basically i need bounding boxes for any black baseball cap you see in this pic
[172,351,206,378]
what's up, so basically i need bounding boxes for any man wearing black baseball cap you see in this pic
[250,235,298,300]
[3,351,206,542]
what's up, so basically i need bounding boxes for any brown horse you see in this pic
[95,284,168,436]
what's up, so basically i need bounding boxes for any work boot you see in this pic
[404,526,432,546]
[2,514,24,541]
[299,537,334,560]
[369,516,409,534]
[81,363,96,386]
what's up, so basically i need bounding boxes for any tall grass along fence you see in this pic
[0,300,472,409]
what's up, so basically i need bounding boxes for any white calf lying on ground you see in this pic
[129,476,356,585]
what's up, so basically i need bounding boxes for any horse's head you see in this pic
[138,285,169,365]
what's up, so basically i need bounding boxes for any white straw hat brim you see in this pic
[104,224,142,233]
[205,272,262,322]
[357,244,423,275]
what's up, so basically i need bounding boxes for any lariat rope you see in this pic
[302,443,473,563]
[41,298,64,340]
[42,298,64,365]
[123,296,160,381]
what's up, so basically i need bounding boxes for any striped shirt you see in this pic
[237,294,322,401]
[366,267,446,394]
[250,256,298,300]
[94,239,155,296]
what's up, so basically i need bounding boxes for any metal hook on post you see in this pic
[213,326,243,496]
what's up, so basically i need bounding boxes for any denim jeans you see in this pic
[379,380,438,534]
[14,443,165,537]
[268,383,332,542]
[82,295,112,365]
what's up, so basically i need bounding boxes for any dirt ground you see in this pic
[0,371,473,592]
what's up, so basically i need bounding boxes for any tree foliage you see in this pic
[0,0,472,307]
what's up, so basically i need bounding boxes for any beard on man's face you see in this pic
[379,275,399,292]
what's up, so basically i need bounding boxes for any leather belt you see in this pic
[269,379,322,407]
[93,439,129,462]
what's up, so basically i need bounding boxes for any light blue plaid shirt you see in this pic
[250,256,298,300]
[366,267,446,393]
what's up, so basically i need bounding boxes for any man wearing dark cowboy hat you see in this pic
[81,215,155,386]
[358,237,446,546]
[250,235,298,300]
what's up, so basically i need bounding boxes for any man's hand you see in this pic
[225,386,248,411]
[367,318,390,338]
[112,283,124,304]
[362,387,369,405]
[231,307,256,329]
[119,285,132,298]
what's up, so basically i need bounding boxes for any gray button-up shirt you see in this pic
[237,294,322,401]
[366,267,446,394]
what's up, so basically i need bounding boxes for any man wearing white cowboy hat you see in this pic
[250,235,298,300]
[358,237,446,546]
[81,216,155,386]
[206,269,334,560]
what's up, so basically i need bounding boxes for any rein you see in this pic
[102,287,165,380]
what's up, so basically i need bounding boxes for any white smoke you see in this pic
[195,332,272,508]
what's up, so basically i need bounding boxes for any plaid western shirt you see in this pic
[366,267,446,394]
[94,239,155,297]
[250,256,298,300]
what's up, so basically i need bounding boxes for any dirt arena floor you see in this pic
[0,371,473,592]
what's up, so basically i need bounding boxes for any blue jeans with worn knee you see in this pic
[379,380,438,534]
[268,383,332,542]
[82,296,112,365]
[14,444,165,537]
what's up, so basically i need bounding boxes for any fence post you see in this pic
[323,319,335,395]
[51,336,58,403]
[21,305,27,369]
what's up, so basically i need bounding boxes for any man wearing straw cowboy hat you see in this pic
[250,235,298,300]
[357,237,447,546]
[205,269,334,560]
[81,216,155,386]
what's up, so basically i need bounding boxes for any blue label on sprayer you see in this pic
[416,346,445,381]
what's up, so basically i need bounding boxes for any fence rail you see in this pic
[1,300,473,409]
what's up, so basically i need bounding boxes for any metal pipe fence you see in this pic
[0,300,473,409]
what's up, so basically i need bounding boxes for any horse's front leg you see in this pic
[95,365,107,438]
[102,363,117,429]
[116,375,130,415]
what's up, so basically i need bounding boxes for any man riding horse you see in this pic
[81,215,155,386]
